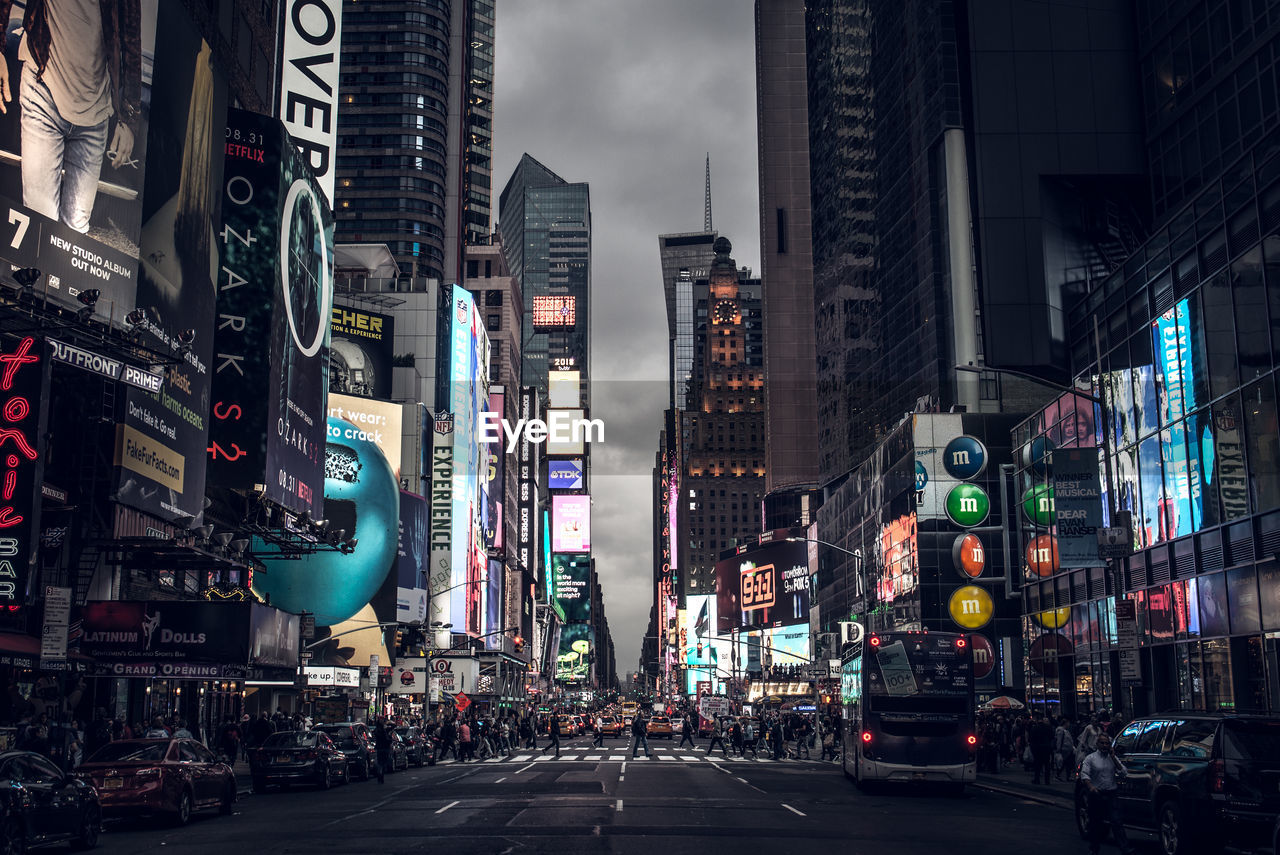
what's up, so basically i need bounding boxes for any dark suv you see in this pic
[314,723,373,780]
[1074,713,1280,855]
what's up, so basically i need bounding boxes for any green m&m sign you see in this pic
[945,483,990,527]
[1022,484,1055,526]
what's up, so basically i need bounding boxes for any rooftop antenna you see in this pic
[704,153,713,232]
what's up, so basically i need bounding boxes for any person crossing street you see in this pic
[592,713,605,747]
[677,715,696,748]
[706,716,728,757]
[541,714,561,758]
[631,714,653,759]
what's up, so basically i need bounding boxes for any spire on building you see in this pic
[704,153,713,232]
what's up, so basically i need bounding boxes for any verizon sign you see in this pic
[277,0,342,204]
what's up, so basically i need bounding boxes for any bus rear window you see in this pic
[878,718,963,738]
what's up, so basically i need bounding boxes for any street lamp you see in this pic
[785,535,867,621]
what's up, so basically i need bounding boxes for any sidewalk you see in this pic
[973,763,1077,811]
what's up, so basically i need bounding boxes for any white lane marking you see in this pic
[621,762,627,774]
[616,799,623,812]
[511,755,533,762]
[679,755,699,761]
[586,755,602,760]
[514,763,536,774]
[658,755,675,761]
[782,803,806,817]
[495,777,506,783]
[435,800,460,815]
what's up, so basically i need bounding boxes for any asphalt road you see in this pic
[91,735,1106,855]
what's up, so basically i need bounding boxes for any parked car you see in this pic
[249,730,348,792]
[670,716,685,735]
[385,731,409,772]
[574,715,588,734]
[76,738,235,825]
[1074,713,1280,855]
[0,749,100,850]
[648,716,674,739]
[598,716,623,738]
[314,723,373,780]
[396,727,429,767]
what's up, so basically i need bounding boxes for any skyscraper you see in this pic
[335,0,495,282]
[658,231,717,408]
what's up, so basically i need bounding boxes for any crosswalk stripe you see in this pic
[657,755,675,761]
[585,755,602,760]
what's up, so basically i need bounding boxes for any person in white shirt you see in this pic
[1078,734,1133,855]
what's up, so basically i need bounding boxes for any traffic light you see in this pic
[394,629,404,654]
[696,642,703,657]
[513,635,524,652]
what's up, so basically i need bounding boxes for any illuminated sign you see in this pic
[0,336,47,605]
[1025,534,1059,577]
[952,533,985,578]
[532,295,576,328]
[548,459,583,490]
[552,553,590,622]
[740,564,777,611]
[947,585,993,629]
[548,370,580,408]
[551,494,591,553]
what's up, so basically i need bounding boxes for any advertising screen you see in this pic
[552,494,591,553]
[328,393,403,477]
[209,109,334,516]
[556,623,592,682]
[396,491,429,625]
[865,634,972,697]
[427,407,453,631]
[548,459,583,491]
[552,553,591,622]
[116,3,227,524]
[330,306,394,399]
[545,408,586,456]
[0,1,158,329]
[532,295,576,328]
[683,594,730,694]
[483,390,504,550]
[277,0,342,204]
[548,370,580,408]
[715,539,810,630]
[447,285,489,634]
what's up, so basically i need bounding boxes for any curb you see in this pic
[972,779,1074,810]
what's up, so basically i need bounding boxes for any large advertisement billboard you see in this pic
[483,390,503,550]
[327,393,402,477]
[82,601,298,669]
[427,408,453,632]
[715,538,810,630]
[330,306,394,400]
[515,387,539,577]
[208,108,334,516]
[276,0,342,205]
[0,1,157,328]
[396,491,429,625]
[556,623,592,682]
[552,553,591,622]
[446,285,489,635]
[551,494,590,553]
[116,4,227,523]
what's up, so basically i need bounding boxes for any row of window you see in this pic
[344,30,448,54]
[340,71,446,91]
[334,218,444,239]
[337,175,444,198]
[338,134,447,157]
[340,51,448,76]
[339,197,445,219]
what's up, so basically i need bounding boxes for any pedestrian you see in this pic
[796,719,811,760]
[145,716,169,738]
[438,717,457,761]
[770,719,784,760]
[542,715,561,758]
[730,719,743,756]
[374,717,392,783]
[521,716,536,750]
[631,715,653,759]
[1029,712,1054,785]
[1075,715,1101,769]
[1079,733,1133,855]
[172,718,193,739]
[1054,717,1076,781]
[678,714,696,748]
[706,716,728,757]
[592,713,605,747]
[742,718,758,759]
[85,709,112,758]
[458,719,473,762]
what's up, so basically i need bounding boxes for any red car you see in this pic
[76,738,236,825]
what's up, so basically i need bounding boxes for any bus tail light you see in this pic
[966,734,977,754]
[869,636,881,648]
[861,730,873,758]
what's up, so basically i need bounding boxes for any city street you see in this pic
[91,736,1091,855]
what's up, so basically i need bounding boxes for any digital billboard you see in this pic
[548,370,580,408]
[483,390,504,550]
[0,1,157,329]
[396,491,429,625]
[715,538,810,630]
[327,393,403,478]
[115,4,227,524]
[551,494,591,553]
[556,623,592,682]
[330,306,394,399]
[447,285,489,634]
[548,459,583,491]
[546,408,586,456]
[683,594,731,694]
[208,109,334,515]
[552,553,591,623]
[277,0,342,205]
[532,295,575,328]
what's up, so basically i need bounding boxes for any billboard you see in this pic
[327,393,403,477]
[0,335,49,607]
[532,295,575,328]
[1053,448,1105,569]
[277,0,342,204]
[82,601,298,667]
[545,408,585,456]
[116,3,227,524]
[446,285,489,635]
[208,109,334,515]
[516,388,539,577]
[552,553,591,622]
[0,1,158,328]
[330,306,394,399]
[556,623,592,682]
[683,594,731,694]
[427,408,453,631]
[548,370,580,407]
[396,491,429,625]
[715,538,810,630]
[483,390,503,550]
[551,494,591,553]
[549,459,583,491]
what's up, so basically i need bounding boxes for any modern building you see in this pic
[658,230,717,409]
[335,0,496,282]
[498,154,593,399]
[755,0,820,531]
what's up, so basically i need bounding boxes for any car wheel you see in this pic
[219,781,235,815]
[1159,801,1184,855]
[72,804,99,850]
[173,790,193,827]
[252,776,267,794]
[319,764,332,790]
[1,816,25,855]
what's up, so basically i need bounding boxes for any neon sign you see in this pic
[0,336,46,604]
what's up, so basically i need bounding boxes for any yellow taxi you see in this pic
[647,715,674,739]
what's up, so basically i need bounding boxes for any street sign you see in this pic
[300,650,313,661]
[805,666,826,679]
[455,691,472,711]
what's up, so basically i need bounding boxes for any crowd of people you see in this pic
[975,709,1129,784]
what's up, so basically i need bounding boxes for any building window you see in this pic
[776,208,787,254]
[486,314,501,332]
[466,260,479,278]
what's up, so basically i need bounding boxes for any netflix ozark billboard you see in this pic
[207,110,334,516]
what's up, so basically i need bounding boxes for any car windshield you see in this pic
[316,727,356,746]
[1221,720,1280,761]
[263,732,318,748]
[87,742,169,763]
[395,728,414,737]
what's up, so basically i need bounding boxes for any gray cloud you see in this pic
[495,0,760,678]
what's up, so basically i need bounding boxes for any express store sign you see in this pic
[0,336,49,606]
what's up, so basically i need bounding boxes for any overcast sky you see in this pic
[494,0,761,678]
